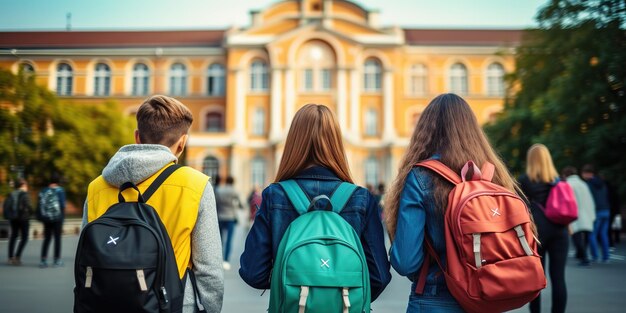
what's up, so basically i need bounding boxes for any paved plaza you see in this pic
[1,220,625,313]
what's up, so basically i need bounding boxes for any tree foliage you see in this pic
[0,69,134,207]
[485,0,626,197]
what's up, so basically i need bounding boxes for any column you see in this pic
[233,69,246,142]
[284,68,296,130]
[350,69,361,140]
[382,69,396,141]
[270,69,283,141]
[336,69,347,133]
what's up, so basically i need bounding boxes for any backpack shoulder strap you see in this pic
[329,182,358,214]
[143,164,182,202]
[415,160,462,185]
[278,180,309,215]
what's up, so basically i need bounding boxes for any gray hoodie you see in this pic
[82,144,224,313]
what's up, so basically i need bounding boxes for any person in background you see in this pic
[38,174,66,267]
[215,176,243,270]
[519,144,568,313]
[5,179,32,266]
[562,166,595,266]
[581,164,611,263]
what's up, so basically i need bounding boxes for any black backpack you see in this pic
[74,165,185,313]
[3,191,29,221]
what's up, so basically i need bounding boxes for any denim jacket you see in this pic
[239,166,392,301]
[390,166,463,312]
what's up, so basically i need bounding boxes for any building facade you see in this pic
[0,0,522,195]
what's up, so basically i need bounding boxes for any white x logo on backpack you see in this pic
[320,259,330,268]
[107,236,119,245]
[491,208,501,217]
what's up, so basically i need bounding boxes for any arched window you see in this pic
[486,63,505,96]
[20,63,34,75]
[202,156,219,182]
[205,111,224,132]
[251,157,267,188]
[250,60,269,92]
[252,107,266,136]
[132,63,150,96]
[365,157,379,187]
[56,63,73,96]
[363,59,382,92]
[169,63,187,95]
[449,63,468,95]
[364,108,378,136]
[409,64,427,95]
[297,41,335,92]
[207,63,225,96]
[94,63,111,96]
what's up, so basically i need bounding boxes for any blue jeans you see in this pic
[590,211,610,261]
[407,283,464,313]
[218,220,236,262]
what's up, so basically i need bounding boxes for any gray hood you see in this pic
[102,144,177,187]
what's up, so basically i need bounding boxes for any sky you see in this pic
[0,0,549,31]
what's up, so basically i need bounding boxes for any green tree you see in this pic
[486,0,626,197]
[0,69,134,207]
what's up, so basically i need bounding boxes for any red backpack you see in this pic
[415,160,546,313]
[541,181,578,225]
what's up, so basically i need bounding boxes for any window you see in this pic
[132,63,150,96]
[94,63,111,96]
[252,107,266,136]
[486,63,505,96]
[251,157,267,188]
[321,69,331,90]
[365,157,379,187]
[56,63,73,96]
[363,59,382,92]
[202,156,219,182]
[449,63,468,95]
[20,63,34,75]
[207,63,225,96]
[302,69,314,91]
[250,60,269,92]
[205,111,224,132]
[364,109,378,136]
[409,64,427,95]
[169,63,187,95]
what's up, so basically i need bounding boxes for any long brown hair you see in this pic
[384,94,520,241]
[274,104,353,183]
[525,144,558,183]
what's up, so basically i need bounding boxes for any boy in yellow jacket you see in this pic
[81,95,224,312]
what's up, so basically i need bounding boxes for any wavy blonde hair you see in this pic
[384,94,520,241]
[274,104,353,183]
[525,144,559,183]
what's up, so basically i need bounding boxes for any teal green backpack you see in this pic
[269,180,371,313]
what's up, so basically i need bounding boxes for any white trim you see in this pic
[382,70,397,141]
[404,46,516,55]
[349,68,361,141]
[11,59,38,73]
[233,69,246,141]
[270,69,283,141]
[337,68,347,130]
[0,47,225,57]
[187,135,233,147]
[285,69,296,129]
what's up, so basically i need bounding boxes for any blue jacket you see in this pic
[239,166,392,301]
[390,166,451,292]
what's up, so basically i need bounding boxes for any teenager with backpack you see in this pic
[519,144,568,313]
[239,103,391,313]
[4,179,32,266]
[38,175,66,267]
[385,94,544,313]
[77,95,224,313]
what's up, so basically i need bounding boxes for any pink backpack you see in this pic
[415,160,546,313]
[542,181,578,225]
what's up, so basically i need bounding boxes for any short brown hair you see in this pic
[136,95,193,146]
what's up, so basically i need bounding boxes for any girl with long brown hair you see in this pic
[239,104,391,303]
[385,93,520,312]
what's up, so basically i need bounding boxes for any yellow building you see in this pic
[0,0,521,195]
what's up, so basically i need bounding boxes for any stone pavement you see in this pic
[0,221,625,313]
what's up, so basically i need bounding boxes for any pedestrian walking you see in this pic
[582,164,611,263]
[4,179,32,266]
[562,166,595,266]
[519,144,568,313]
[38,174,66,267]
[215,176,243,270]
